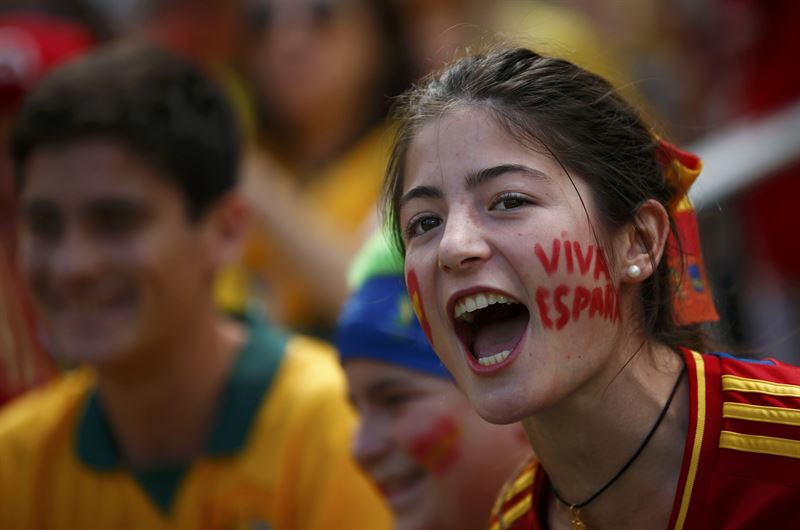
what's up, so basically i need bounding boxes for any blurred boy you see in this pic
[0,41,390,530]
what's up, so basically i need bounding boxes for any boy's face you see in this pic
[17,138,221,368]
[346,359,531,530]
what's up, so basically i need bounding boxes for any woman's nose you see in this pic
[352,415,392,468]
[437,209,491,273]
[49,229,104,286]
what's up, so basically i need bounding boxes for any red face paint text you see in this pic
[534,237,621,329]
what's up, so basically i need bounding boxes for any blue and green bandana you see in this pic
[335,230,451,379]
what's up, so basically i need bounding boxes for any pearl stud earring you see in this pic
[627,264,642,278]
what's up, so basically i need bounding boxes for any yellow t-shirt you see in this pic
[0,315,391,530]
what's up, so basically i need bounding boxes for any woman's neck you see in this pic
[523,341,689,530]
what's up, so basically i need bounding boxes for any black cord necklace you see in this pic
[551,365,686,530]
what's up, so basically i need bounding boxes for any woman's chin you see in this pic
[471,390,534,426]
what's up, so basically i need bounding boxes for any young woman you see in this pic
[383,47,800,529]
[336,231,531,530]
[216,0,413,336]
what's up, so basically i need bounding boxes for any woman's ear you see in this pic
[618,199,670,284]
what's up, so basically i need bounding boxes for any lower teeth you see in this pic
[477,349,511,366]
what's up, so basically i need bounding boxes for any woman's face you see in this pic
[346,359,530,530]
[245,0,386,129]
[398,106,630,424]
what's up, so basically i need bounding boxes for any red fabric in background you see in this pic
[726,0,800,119]
[0,12,94,406]
[739,163,800,282]
[1,12,95,250]
[0,12,94,113]
[722,0,800,282]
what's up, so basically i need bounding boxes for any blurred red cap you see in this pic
[0,12,94,113]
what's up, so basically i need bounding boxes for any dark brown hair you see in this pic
[382,47,709,353]
[12,41,240,221]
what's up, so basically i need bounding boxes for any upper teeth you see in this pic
[454,292,518,321]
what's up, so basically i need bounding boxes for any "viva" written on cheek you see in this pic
[534,237,611,280]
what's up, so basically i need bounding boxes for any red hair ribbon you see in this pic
[657,138,719,325]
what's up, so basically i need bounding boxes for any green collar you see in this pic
[75,311,288,513]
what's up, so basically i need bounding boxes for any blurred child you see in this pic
[216,0,413,336]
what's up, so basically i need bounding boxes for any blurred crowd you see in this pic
[1,0,796,393]
[0,0,798,526]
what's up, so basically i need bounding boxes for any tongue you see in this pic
[472,311,528,359]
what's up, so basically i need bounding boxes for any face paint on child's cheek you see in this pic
[407,416,461,475]
[406,269,433,345]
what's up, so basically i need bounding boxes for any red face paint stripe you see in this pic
[571,286,591,321]
[408,417,462,475]
[594,247,611,281]
[564,240,574,273]
[535,287,553,329]
[574,242,594,276]
[534,239,560,276]
[554,285,570,329]
[406,269,433,344]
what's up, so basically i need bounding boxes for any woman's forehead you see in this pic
[403,108,567,193]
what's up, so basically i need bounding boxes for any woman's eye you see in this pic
[382,393,411,408]
[492,194,530,211]
[406,215,442,238]
[373,391,417,414]
[27,211,63,243]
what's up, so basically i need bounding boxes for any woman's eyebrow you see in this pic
[399,164,549,207]
[466,163,550,189]
[399,184,442,208]
[365,377,413,399]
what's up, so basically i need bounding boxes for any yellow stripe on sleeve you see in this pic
[489,462,537,530]
[722,375,800,398]
[674,350,706,530]
[719,431,800,459]
[723,401,800,427]
[489,495,532,530]
[503,468,535,502]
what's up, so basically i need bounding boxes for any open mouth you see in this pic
[452,291,529,370]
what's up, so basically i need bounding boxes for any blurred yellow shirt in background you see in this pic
[0,315,391,530]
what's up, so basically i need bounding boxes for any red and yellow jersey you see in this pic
[489,457,541,530]
[489,348,800,530]
[0,314,391,530]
